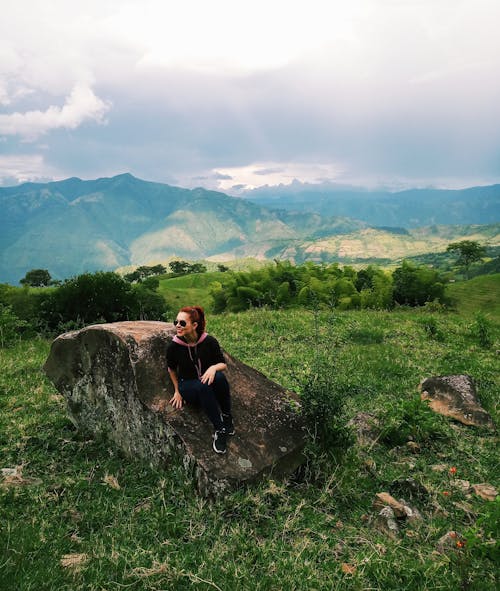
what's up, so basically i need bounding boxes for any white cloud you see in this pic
[0,0,499,187]
[0,84,111,139]
[208,162,345,191]
[0,154,57,185]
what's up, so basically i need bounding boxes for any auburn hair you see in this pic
[179,306,206,337]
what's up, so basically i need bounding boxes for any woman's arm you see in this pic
[200,362,227,385]
[168,368,184,409]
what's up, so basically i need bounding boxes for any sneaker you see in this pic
[222,413,235,436]
[213,429,228,454]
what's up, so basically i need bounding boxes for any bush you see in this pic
[472,312,493,348]
[0,304,29,347]
[300,361,353,457]
[379,396,450,447]
[419,316,443,340]
[393,261,446,306]
[40,272,137,328]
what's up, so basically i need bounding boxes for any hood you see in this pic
[172,332,208,347]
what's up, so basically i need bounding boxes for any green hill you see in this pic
[446,274,500,318]
[158,271,227,314]
[2,174,499,285]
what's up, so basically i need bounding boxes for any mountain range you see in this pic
[243,180,500,227]
[1,173,499,284]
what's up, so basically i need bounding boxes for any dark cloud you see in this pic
[253,167,285,176]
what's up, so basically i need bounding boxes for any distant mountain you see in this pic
[2,174,499,285]
[243,181,500,227]
[0,174,364,284]
[268,224,500,265]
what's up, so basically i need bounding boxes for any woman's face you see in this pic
[174,311,198,340]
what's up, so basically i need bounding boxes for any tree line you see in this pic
[0,240,489,346]
[209,260,448,313]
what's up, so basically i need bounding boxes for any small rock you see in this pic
[400,501,423,522]
[420,375,495,429]
[472,483,498,501]
[451,479,471,493]
[431,464,448,472]
[389,478,429,502]
[348,412,380,446]
[374,506,399,539]
[373,492,406,518]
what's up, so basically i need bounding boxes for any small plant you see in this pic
[419,316,443,340]
[0,304,29,347]
[300,360,353,458]
[471,312,493,348]
[379,395,450,447]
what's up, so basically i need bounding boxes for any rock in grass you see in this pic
[374,506,399,539]
[420,375,495,429]
[373,493,407,518]
[472,483,498,501]
[43,321,306,497]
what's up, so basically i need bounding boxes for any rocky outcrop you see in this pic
[43,321,306,497]
[420,375,495,429]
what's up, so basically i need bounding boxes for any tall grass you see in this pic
[1,307,499,590]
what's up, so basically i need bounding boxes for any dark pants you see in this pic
[179,371,231,431]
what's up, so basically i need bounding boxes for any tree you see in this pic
[20,269,52,287]
[189,262,207,274]
[393,261,445,306]
[446,240,486,279]
[43,272,136,327]
[124,265,167,283]
[169,260,191,275]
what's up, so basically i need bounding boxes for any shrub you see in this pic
[300,360,353,457]
[419,316,443,340]
[40,272,137,328]
[0,304,29,347]
[379,396,450,447]
[393,261,446,306]
[472,312,493,348]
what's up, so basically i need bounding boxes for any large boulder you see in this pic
[43,321,306,496]
[420,375,495,430]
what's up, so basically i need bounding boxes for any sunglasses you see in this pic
[173,319,187,327]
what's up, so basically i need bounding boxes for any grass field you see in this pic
[1,301,498,589]
[445,274,500,317]
[158,271,228,314]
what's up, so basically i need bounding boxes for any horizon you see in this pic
[2,171,500,195]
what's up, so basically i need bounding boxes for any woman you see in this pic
[167,306,234,454]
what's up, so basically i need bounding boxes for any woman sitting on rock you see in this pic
[167,306,234,454]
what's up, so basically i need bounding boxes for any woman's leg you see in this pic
[211,371,231,416]
[179,378,224,431]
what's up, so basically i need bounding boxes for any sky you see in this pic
[1,0,500,192]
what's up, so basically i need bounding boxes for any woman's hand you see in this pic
[169,391,184,409]
[200,366,217,385]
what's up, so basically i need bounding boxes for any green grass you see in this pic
[158,272,227,314]
[1,306,499,590]
[446,273,500,317]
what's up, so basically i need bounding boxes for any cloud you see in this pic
[213,172,233,180]
[0,154,56,186]
[253,167,285,176]
[214,162,344,192]
[1,1,499,189]
[0,84,111,140]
